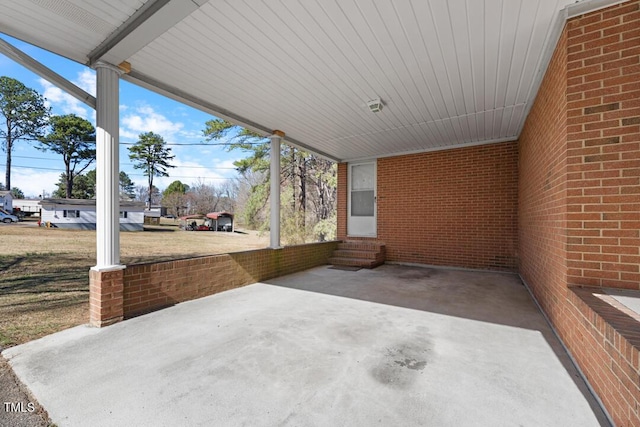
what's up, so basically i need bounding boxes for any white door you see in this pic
[348,162,376,237]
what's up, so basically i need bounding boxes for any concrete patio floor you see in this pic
[3,264,609,426]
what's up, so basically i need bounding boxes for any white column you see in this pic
[269,131,283,248]
[93,62,124,270]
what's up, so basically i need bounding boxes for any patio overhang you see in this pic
[1,1,638,423]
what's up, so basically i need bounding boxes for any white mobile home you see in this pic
[39,199,145,231]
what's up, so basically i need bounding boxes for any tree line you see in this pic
[0,76,177,202]
[1,76,337,241]
[203,119,337,242]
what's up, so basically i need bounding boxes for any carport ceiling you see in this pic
[0,0,623,162]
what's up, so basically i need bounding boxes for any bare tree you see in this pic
[187,180,215,214]
[203,118,337,240]
[135,185,161,206]
[216,180,237,212]
[232,170,268,229]
[163,191,188,217]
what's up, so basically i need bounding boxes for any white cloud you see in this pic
[119,127,138,141]
[76,69,96,96]
[178,129,202,141]
[40,78,91,119]
[121,105,184,140]
[214,159,239,170]
[2,168,61,198]
[129,157,237,191]
[37,69,97,121]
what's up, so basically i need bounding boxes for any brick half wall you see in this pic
[122,241,339,318]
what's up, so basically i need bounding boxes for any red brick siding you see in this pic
[379,144,518,270]
[89,268,124,327]
[520,2,640,425]
[565,1,640,289]
[338,143,519,271]
[568,287,640,427]
[122,241,338,318]
[518,29,569,326]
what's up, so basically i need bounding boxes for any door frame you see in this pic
[347,160,377,237]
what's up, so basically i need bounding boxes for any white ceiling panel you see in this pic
[1,0,623,162]
[1,0,145,63]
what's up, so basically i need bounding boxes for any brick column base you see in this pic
[89,268,125,327]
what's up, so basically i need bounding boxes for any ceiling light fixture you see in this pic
[367,98,384,113]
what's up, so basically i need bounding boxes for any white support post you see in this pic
[93,61,124,271]
[269,131,284,249]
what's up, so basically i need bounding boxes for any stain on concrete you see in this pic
[397,268,436,280]
[394,358,427,370]
[369,340,432,389]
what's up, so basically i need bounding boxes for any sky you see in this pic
[0,35,244,198]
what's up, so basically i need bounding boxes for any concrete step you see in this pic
[329,241,386,269]
[338,241,386,253]
[332,249,381,260]
[328,256,384,269]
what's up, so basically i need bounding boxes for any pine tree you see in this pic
[0,77,49,190]
[38,114,95,198]
[128,132,175,207]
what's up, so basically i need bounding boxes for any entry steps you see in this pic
[329,241,386,269]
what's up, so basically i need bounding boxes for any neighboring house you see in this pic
[0,191,13,213]
[39,199,145,231]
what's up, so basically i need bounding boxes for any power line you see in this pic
[9,164,235,180]
[11,164,60,171]
[119,141,263,146]
[11,154,238,170]
[12,136,264,147]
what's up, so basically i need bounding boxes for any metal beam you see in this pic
[123,70,341,163]
[0,38,96,109]
[88,0,205,67]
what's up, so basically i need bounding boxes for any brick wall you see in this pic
[518,28,569,326]
[338,142,519,271]
[520,2,640,425]
[122,241,338,318]
[565,1,640,289]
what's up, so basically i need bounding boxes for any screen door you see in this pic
[347,162,376,237]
